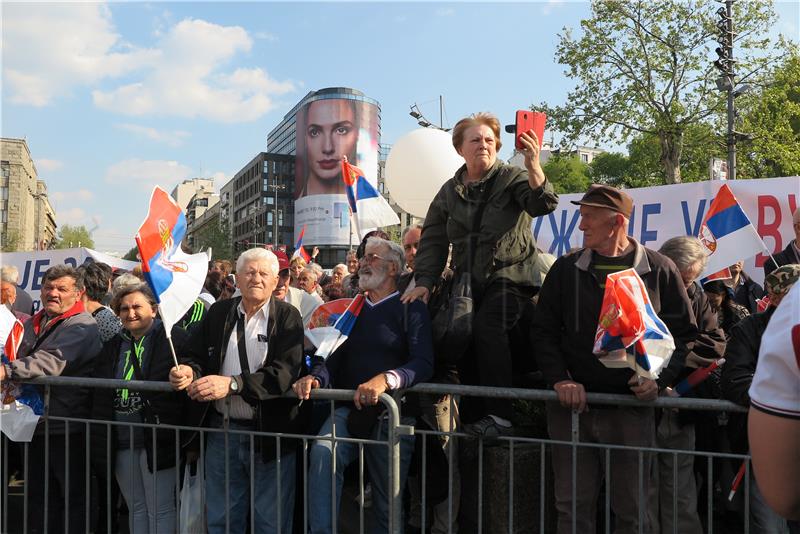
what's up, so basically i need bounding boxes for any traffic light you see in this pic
[713,3,734,78]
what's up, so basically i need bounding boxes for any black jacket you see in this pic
[533,240,698,393]
[763,240,800,278]
[732,273,765,315]
[90,323,190,472]
[720,307,775,453]
[181,297,308,461]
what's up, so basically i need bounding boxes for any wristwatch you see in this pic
[229,377,240,394]
[384,372,400,391]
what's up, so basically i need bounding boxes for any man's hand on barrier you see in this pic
[629,375,658,401]
[188,375,232,402]
[169,365,194,391]
[354,374,388,410]
[554,380,587,413]
[293,375,319,400]
[400,286,429,304]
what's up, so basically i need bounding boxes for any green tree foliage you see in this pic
[589,123,724,188]
[55,224,94,249]
[540,0,783,184]
[542,155,591,194]
[123,246,139,262]
[737,51,800,178]
[193,219,232,261]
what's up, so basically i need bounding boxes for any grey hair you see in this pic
[112,273,144,297]
[43,265,84,292]
[366,236,405,275]
[401,223,424,241]
[236,248,279,276]
[301,267,318,282]
[333,263,347,273]
[111,282,157,315]
[659,236,708,273]
[1,265,20,284]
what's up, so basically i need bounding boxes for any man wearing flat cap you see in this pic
[533,184,698,534]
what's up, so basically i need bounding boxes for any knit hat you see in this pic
[764,264,800,296]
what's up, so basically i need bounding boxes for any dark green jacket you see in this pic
[414,160,559,292]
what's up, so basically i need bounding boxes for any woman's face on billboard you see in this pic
[305,99,358,185]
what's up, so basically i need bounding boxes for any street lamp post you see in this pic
[409,96,450,131]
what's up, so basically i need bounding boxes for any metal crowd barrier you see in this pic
[0,377,754,534]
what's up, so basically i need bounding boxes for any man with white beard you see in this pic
[293,236,434,534]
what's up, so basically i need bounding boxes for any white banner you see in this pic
[2,248,139,313]
[533,176,800,286]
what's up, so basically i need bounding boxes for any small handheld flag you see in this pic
[673,358,725,396]
[135,187,208,366]
[306,295,365,360]
[342,157,399,239]
[292,225,311,262]
[593,268,676,379]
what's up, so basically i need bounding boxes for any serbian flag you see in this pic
[135,187,208,334]
[593,268,676,379]
[0,306,43,441]
[699,267,732,286]
[306,295,365,360]
[697,184,765,279]
[292,225,311,262]
[342,157,399,239]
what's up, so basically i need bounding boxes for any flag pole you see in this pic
[157,308,181,369]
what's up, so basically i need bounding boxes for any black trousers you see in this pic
[26,432,87,534]
[460,280,534,421]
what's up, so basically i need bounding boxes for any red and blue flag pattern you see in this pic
[593,268,676,379]
[697,184,764,279]
[341,158,399,238]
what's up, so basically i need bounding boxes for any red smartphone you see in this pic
[514,110,546,150]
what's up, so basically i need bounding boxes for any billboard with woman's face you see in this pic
[294,97,380,245]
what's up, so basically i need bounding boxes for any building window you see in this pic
[267,212,273,225]
[278,209,284,226]
[581,153,589,163]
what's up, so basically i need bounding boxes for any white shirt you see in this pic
[749,283,800,419]
[215,300,270,420]
[285,286,321,326]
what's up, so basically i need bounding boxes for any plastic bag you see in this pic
[0,399,40,442]
[179,462,205,534]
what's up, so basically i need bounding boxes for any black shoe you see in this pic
[463,416,513,439]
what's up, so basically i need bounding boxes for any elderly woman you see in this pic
[91,283,189,534]
[404,112,558,437]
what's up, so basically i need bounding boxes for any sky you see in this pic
[3,1,798,254]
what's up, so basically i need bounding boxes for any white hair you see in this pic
[366,236,404,275]
[1,265,20,284]
[112,273,144,298]
[333,263,347,274]
[301,267,318,282]
[236,248,280,277]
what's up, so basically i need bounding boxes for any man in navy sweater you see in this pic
[294,236,434,534]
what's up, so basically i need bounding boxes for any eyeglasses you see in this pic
[359,253,386,264]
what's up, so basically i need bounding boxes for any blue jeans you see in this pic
[308,406,415,534]
[205,422,296,534]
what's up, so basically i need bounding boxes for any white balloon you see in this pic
[385,128,464,218]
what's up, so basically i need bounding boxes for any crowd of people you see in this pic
[1,112,798,534]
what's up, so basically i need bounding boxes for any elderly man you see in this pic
[0,265,103,533]
[170,248,307,534]
[653,236,727,534]
[763,207,800,276]
[293,236,434,534]
[722,263,800,533]
[402,223,423,271]
[298,267,325,305]
[272,249,320,325]
[1,264,34,315]
[533,185,697,534]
